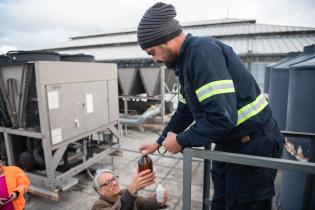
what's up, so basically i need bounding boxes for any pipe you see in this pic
[119,105,161,125]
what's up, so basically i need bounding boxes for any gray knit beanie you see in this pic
[137,2,182,50]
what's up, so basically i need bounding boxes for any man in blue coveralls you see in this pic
[137,2,284,210]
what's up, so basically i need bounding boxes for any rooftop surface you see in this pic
[25,129,281,210]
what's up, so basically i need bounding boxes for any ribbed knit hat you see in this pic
[137,2,182,50]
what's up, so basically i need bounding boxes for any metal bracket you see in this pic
[52,146,67,171]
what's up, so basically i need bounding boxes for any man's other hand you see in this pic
[162,132,182,154]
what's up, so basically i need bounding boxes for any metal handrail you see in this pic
[182,132,315,210]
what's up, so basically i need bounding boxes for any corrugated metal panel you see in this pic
[46,19,315,50]
[284,38,296,52]
[49,33,136,49]
[70,18,255,40]
[183,23,313,37]
[55,35,315,60]
[40,19,315,61]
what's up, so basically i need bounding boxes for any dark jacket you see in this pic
[157,34,272,147]
[91,189,159,210]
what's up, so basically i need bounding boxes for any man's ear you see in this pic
[165,39,177,49]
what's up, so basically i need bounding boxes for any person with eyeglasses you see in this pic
[91,169,168,210]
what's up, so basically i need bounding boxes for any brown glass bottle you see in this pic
[138,154,153,173]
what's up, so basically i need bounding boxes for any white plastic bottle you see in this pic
[156,184,165,203]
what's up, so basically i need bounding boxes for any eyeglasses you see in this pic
[100,175,119,187]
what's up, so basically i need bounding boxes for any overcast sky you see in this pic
[0,0,314,54]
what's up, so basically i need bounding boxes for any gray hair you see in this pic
[93,169,114,192]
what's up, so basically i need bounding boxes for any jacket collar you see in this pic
[179,33,193,56]
[174,33,193,74]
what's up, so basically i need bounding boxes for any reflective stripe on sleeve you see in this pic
[236,93,268,126]
[195,80,235,102]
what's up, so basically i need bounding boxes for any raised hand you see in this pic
[128,169,155,194]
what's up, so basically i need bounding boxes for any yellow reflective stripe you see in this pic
[199,88,235,102]
[195,80,235,102]
[236,93,268,126]
[195,80,233,94]
[179,93,186,104]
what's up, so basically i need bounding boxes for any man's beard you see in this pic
[162,47,178,69]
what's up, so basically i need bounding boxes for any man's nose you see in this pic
[150,55,160,63]
[152,56,158,63]
[153,58,163,64]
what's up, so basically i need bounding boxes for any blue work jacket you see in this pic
[157,34,272,147]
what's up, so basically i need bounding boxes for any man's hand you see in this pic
[128,169,155,195]
[162,132,182,154]
[139,143,159,155]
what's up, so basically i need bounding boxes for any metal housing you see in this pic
[0,61,119,199]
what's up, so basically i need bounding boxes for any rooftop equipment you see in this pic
[0,55,10,65]
[118,68,145,96]
[264,52,301,94]
[269,45,315,130]
[60,54,95,62]
[0,58,119,199]
[280,56,315,210]
[6,50,60,62]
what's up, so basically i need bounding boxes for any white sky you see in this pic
[0,0,314,53]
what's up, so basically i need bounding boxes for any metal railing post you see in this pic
[203,145,211,210]
[183,150,192,210]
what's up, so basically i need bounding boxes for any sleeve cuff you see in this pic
[176,132,190,148]
[156,137,164,145]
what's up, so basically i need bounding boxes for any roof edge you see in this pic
[70,18,256,40]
